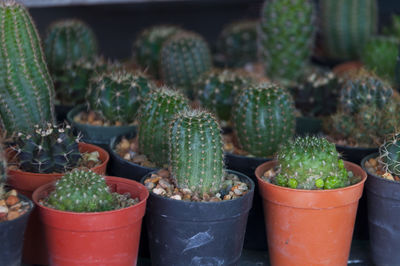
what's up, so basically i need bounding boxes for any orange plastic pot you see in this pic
[6,142,109,265]
[32,176,149,266]
[255,161,367,266]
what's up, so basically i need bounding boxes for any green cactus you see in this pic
[274,136,349,189]
[319,0,378,61]
[259,0,315,86]
[14,123,81,174]
[232,83,295,158]
[196,69,253,121]
[47,170,115,212]
[86,69,153,124]
[0,143,7,199]
[169,109,224,194]
[138,87,189,167]
[133,25,182,78]
[379,133,400,176]
[160,31,212,99]
[383,14,400,38]
[217,20,258,67]
[44,19,98,74]
[0,1,55,135]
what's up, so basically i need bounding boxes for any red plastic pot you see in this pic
[6,142,109,265]
[33,176,149,266]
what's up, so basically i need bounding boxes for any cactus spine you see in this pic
[138,88,189,167]
[379,133,400,176]
[232,83,295,158]
[0,1,55,134]
[169,109,224,194]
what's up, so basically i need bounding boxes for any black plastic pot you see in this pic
[295,116,322,136]
[55,104,73,123]
[0,194,33,266]
[336,144,378,165]
[362,153,400,266]
[67,104,137,150]
[142,170,254,266]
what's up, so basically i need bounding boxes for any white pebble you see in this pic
[153,187,166,195]
[171,195,182,200]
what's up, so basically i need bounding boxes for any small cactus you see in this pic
[274,136,349,190]
[14,123,81,174]
[232,83,295,158]
[160,31,212,99]
[169,109,224,194]
[138,87,189,167]
[47,170,115,212]
[379,133,400,176]
[86,69,154,124]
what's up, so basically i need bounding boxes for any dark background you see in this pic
[29,0,400,60]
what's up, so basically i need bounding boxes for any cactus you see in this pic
[379,133,400,176]
[47,170,114,212]
[138,87,189,167]
[217,20,258,67]
[0,143,7,199]
[133,25,182,78]
[232,83,295,158]
[319,0,378,61]
[160,31,212,99]
[44,19,98,74]
[86,69,154,124]
[169,109,224,194]
[0,1,55,135]
[383,14,400,38]
[14,123,81,174]
[258,0,315,85]
[196,69,253,121]
[274,136,349,189]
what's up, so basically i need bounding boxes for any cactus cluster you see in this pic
[379,133,400,176]
[86,69,153,124]
[160,31,212,99]
[319,0,378,61]
[232,83,295,158]
[0,1,55,135]
[217,20,258,67]
[258,0,315,85]
[47,170,114,212]
[169,109,224,194]
[138,88,189,167]
[196,69,253,121]
[274,136,349,190]
[14,123,81,174]
[133,25,182,78]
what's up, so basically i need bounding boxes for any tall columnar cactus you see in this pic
[138,88,189,167]
[379,133,400,176]
[169,109,224,194]
[160,31,212,99]
[44,19,98,73]
[87,69,153,124]
[217,20,259,67]
[319,0,378,61]
[232,83,295,158]
[196,69,253,121]
[133,25,182,78]
[258,0,315,85]
[47,170,115,212]
[0,1,55,135]
[274,136,349,190]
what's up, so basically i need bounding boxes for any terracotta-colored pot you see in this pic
[6,142,109,265]
[255,161,367,266]
[332,61,363,77]
[33,176,149,266]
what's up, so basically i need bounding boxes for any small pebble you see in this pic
[171,195,182,200]
[383,172,395,181]
[153,187,166,195]
[7,211,20,221]
[6,195,19,206]
[0,205,8,214]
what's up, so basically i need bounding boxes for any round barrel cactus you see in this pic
[379,133,400,176]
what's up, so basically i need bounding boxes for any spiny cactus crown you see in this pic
[379,133,400,176]
[232,82,295,158]
[138,87,189,167]
[169,109,224,194]
[15,123,81,174]
[87,69,153,124]
[275,136,349,190]
[47,170,115,212]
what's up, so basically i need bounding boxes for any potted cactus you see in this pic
[32,170,149,265]
[255,136,366,265]
[141,109,254,265]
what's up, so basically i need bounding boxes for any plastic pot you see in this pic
[6,142,109,265]
[33,176,149,266]
[67,104,137,150]
[336,144,378,165]
[142,169,254,266]
[55,104,73,123]
[295,116,322,136]
[362,153,400,266]
[0,194,33,266]
[255,160,367,266]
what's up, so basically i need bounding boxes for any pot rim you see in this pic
[361,152,400,186]
[335,143,379,151]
